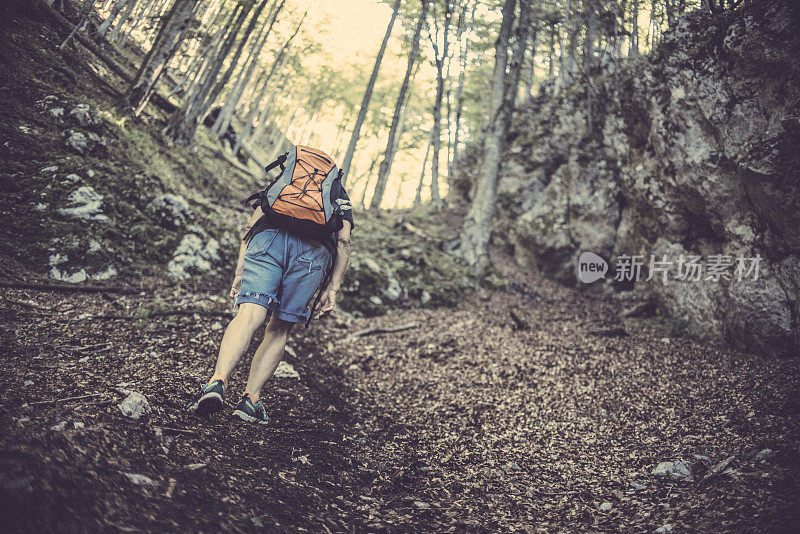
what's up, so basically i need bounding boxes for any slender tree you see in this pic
[232,12,306,156]
[414,134,432,205]
[96,0,131,39]
[428,0,454,208]
[163,0,257,144]
[340,0,403,186]
[212,0,285,138]
[119,0,200,116]
[370,0,430,210]
[458,0,530,274]
[447,0,473,188]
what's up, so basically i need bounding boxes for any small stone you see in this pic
[64,130,90,153]
[78,356,89,363]
[61,173,80,185]
[413,500,430,509]
[124,473,156,486]
[73,421,85,429]
[50,421,67,431]
[273,361,299,379]
[655,524,673,533]
[369,295,383,306]
[753,449,775,463]
[600,502,613,511]
[69,103,99,126]
[49,107,64,117]
[692,454,713,465]
[39,166,58,174]
[652,460,694,481]
[629,481,646,490]
[118,391,151,420]
[506,461,522,471]
[211,321,223,331]
[184,463,206,471]
[23,380,34,387]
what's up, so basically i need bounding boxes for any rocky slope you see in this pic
[1,1,472,318]
[457,0,800,355]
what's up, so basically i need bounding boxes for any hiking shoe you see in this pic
[187,379,226,415]
[232,394,269,425]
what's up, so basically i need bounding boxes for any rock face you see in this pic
[459,0,800,355]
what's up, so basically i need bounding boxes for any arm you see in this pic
[229,207,264,299]
[313,220,352,317]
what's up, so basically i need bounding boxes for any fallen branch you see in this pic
[399,222,434,240]
[0,281,139,294]
[86,308,231,320]
[351,322,419,337]
[55,342,112,352]
[28,393,102,406]
[159,426,197,436]
[38,0,177,115]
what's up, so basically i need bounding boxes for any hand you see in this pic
[313,287,337,318]
[229,274,242,299]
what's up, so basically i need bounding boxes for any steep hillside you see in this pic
[0,1,472,316]
[456,0,800,355]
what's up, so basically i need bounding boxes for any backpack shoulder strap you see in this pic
[264,152,288,174]
[244,152,290,206]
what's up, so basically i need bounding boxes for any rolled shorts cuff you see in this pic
[271,306,311,323]
[236,291,277,310]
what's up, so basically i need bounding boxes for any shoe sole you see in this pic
[190,392,224,416]
[232,409,269,425]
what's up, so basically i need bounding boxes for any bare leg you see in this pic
[244,316,294,399]
[210,303,269,384]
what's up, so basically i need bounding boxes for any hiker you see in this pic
[187,145,354,424]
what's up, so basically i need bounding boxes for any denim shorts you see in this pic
[236,228,332,323]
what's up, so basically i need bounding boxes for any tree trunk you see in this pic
[630,0,639,56]
[369,0,429,211]
[163,0,256,144]
[232,13,305,156]
[212,0,284,138]
[200,0,269,118]
[429,0,453,208]
[59,0,96,50]
[96,0,130,39]
[523,28,539,97]
[414,136,432,205]
[119,0,200,116]
[447,3,470,186]
[458,0,529,275]
[339,0,402,186]
[108,0,137,42]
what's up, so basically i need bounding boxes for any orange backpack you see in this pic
[246,144,345,243]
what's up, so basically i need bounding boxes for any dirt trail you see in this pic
[1,254,799,533]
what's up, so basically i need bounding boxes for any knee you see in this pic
[266,316,293,337]
[234,305,267,332]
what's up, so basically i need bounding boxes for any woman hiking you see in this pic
[187,145,354,424]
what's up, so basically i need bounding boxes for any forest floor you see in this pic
[2,248,799,533]
[2,2,800,532]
